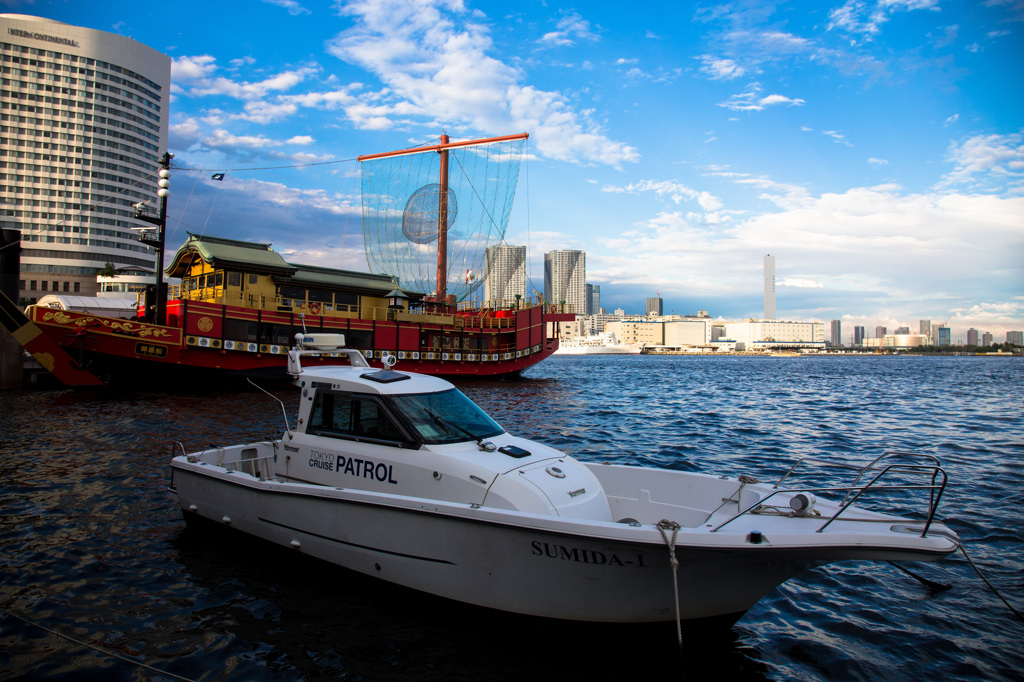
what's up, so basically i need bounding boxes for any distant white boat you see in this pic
[555,332,642,355]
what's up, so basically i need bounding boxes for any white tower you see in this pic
[764,254,776,320]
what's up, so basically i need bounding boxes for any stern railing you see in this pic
[710,451,949,538]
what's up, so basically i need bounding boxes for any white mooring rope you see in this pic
[657,519,684,653]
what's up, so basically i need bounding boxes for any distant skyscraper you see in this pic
[544,250,586,314]
[764,254,776,320]
[854,325,866,346]
[1,14,172,302]
[936,325,951,346]
[585,283,601,316]
[830,320,842,347]
[1007,331,1023,345]
[484,244,526,303]
[981,332,993,347]
[967,328,980,346]
[920,320,932,338]
[895,326,910,335]
[646,295,663,316]
[875,325,887,339]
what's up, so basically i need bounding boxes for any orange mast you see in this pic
[436,134,450,302]
[358,132,529,305]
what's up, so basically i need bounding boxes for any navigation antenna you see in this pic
[246,378,292,434]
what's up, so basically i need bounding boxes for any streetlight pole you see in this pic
[135,152,172,325]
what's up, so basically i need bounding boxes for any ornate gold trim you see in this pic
[41,312,174,339]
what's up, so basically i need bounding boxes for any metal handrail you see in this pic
[711,453,949,538]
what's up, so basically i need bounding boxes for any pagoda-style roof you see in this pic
[164,233,421,298]
[166,233,296,277]
[282,263,419,298]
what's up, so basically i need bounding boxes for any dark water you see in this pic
[1,355,1022,681]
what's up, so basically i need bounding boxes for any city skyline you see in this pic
[8,1,1021,345]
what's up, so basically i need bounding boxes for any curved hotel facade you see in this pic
[0,14,170,302]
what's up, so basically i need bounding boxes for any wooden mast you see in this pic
[357,132,529,306]
[436,133,449,303]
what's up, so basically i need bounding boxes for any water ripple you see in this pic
[1,355,1021,680]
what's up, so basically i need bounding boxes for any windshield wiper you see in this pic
[426,411,497,451]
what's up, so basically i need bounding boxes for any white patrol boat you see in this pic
[169,334,960,624]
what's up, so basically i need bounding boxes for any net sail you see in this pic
[360,134,527,302]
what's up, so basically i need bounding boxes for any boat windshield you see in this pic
[388,388,504,445]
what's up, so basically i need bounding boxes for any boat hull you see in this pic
[25,302,572,383]
[170,459,955,623]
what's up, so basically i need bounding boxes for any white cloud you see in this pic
[780,278,824,288]
[172,55,217,81]
[537,11,599,47]
[938,130,1024,192]
[261,0,311,15]
[584,183,1023,334]
[327,0,637,166]
[718,83,805,111]
[602,179,700,204]
[697,55,745,80]
[827,0,941,43]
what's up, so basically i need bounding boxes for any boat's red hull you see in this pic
[26,299,574,383]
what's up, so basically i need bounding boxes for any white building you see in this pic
[544,249,586,315]
[483,243,526,305]
[1,14,171,303]
[723,319,825,351]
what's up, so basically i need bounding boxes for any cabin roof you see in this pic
[166,233,296,277]
[164,233,419,298]
[284,263,408,297]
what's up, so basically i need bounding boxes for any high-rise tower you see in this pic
[0,14,171,302]
[544,249,585,314]
[483,244,526,304]
[764,253,776,320]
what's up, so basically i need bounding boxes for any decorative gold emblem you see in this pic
[197,316,214,332]
[41,312,173,339]
[33,352,56,371]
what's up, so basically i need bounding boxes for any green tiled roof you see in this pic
[165,233,421,298]
[166,233,295,276]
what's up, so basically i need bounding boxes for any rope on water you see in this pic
[657,519,684,652]
[0,605,200,682]
[958,543,1024,622]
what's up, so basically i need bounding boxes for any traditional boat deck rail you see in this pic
[711,451,949,538]
[158,287,561,328]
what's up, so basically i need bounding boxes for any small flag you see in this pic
[211,173,225,181]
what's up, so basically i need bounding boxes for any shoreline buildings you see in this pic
[0,14,171,303]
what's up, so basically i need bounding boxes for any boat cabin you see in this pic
[165,233,417,322]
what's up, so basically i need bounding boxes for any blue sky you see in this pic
[11,0,1024,342]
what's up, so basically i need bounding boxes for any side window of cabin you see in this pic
[308,391,404,444]
[228,272,241,287]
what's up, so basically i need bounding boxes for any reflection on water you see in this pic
[1,355,1021,680]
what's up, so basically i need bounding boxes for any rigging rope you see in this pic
[0,605,199,682]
